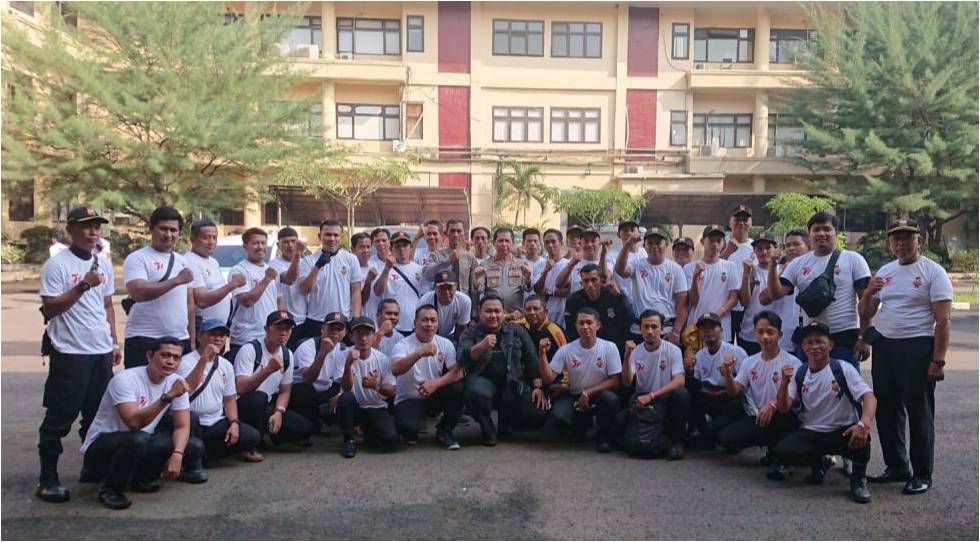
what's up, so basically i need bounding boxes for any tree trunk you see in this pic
[347,205,355,245]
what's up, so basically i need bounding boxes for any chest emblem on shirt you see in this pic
[340,266,348,276]
[720,272,728,282]
[834,266,841,275]
[640,270,649,279]
[436,353,445,364]
[138,395,148,407]
[606,308,616,319]
[70,273,81,284]
[883,276,893,286]
[636,362,646,371]
[750,370,760,381]
[771,372,779,383]
[801,384,810,393]
[830,380,840,392]
[659,360,667,371]
[221,373,228,386]
[664,272,671,282]
[802,267,813,276]
[571,358,582,369]
[595,358,604,369]
[913,276,922,288]
[153,260,164,271]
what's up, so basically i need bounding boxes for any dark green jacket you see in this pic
[457,322,540,385]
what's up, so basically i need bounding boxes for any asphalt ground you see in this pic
[1,284,977,540]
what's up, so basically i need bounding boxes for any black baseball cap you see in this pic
[673,236,695,249]
[618,220,640,232]
[435,268,458,286]
[348,316,376,332]
[887,217,920,235]
[324,311,348,327]
[644,227,671,241]
[732,204,753,218]
[266,310,296,327]
[390,231,412,244]
[696,312,723,328]
[702,224,726,238]
[792,321,832,344]
[66,205,109,225]
[197,318,230,335]
[752,232,778,246]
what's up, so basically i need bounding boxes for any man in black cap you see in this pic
[564,263,634,357]
[686,312,747,448]
[290,312,349,429]
[721,204,755,344]
[269,226,308,350]
[36,205,121,502]
[337,316,399,458]
[772,321,877,503]
[859,218,953,494]
[419,268,472,342]
[373,230,424,336]
[685,225,741,343]
[672,236,695,268]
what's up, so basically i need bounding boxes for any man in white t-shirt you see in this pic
[290,312,348,428]
[373,299,405,357]
[296,220,363,344]
[269,227,308,350]
[228,228,283,357]
[735,232,779,356]
[391,304,464,449]
[554,227,616,299]
[721,204,755,345]
[178,319,262,465]
[685,312,747,449]
[185,219,245,326]
[413,220,442,292]
[336,317,399,458]
[122,206,196,368]
[533,228,571,328]
[672,236,695,268]
[36,205,121,503]
[373,231,424,335]
[717,310,801,479]
[759,229,808,352]
[615,227,690,345]
[419,269,472,342]
[685,225,741,343]
[234,311,315,451]
[609,220,648,300]
[620,310,689,460]
[538,308,622,453]
[80,338,205,510]
[520,228,549,299]
[859,218,953,494]
[773,321,877,504]
[49,229,68,259]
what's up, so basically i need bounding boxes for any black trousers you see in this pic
[872,336,936,479]
[550,390,620,438]
[686,379,743,442]
[289,382,342,425]
[772,426,872,467]
[463,375,549,433]
[192,418,262,463]
[336,391,399,449]
[717,411,800,451]
[290,319,323,350]
[394,382,464,440]
[37,351,113,478]
[236,390,315,445]
[81,428,205,493]
[124,336,191,369]
[730,311,744,345]
[616,388,692,443]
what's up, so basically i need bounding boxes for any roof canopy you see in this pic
[274,185,471,228]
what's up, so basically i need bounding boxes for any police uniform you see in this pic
[480,258,529,313]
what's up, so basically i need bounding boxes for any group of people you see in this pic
[34,202,953,510]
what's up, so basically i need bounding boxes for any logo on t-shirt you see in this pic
[664,272,672,283]
[834,266,841,275]
[802,266,813,276]
[596,358,604,369]
[659,360,667,371]
[138,394,148,407]
[436,353,445,364]
[801,384,809,393]
[340,266,348,276]
[913,276,922,288]
[830,379,840,392]
[750,370,760,381]
[571,358,582,369]
[771,372,779,383]
[606,308,616,319]
[636,361,646,371]
[153,260,164,271]
[720,272,728,282]
[883,276,893,286]
[70,273,81,284]
[640,270,649,279]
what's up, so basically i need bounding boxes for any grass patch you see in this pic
[953,291,978,304]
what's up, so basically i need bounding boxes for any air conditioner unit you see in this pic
[699,145,715,157]
[392,139,407,153]
[295,44,319,59]
[623,164,645,175]
[694,62,706,70]
[767,146,786,157]
[337,52,354,60]
[272,43,289,55]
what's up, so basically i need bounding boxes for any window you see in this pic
[7,183,34,221]
[224,12,242,25]
[407,15,424,52]
[56,2,77,27]
[492,19,544,56]
[693,113,752,148]
[694,28,754,63]
[768,113,805,148]
[552,22,601,58]
[551,108,600,143]
[9,2,34,16]
[337,104,400,140]
[263,201,280,225]
[218,208,245,226]
[337,18,401,55]
[669,110,687,146]
[492,107,543,142]
[671,23,690,60]
[769,29,816,64]
[404,102,423,139]
[278,16,322,54]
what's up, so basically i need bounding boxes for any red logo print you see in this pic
[153,260,164,271]
[802,267,813,276]
[750,370,759,381]
[571,358,582,369]
[801,384,809,393]
[138,395,148,407]
[883,276,892,286]
[833,266,842,275]
[70,273,81,284]
[637,362,646,371]
[640,270,649,280]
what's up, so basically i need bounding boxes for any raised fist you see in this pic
[176,267,195,285]
[481,333,498,349]
[417,342,437,358]
[228,273,247,288]
[168,378,189,397]
[538,338,551,352]
[264,267,278,281]
[266,355,284,374]
[781,363,795,382]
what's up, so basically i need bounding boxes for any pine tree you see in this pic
[782,2,979,262]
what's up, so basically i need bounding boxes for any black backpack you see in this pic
[793,359,862,417]
[795,250,841,317]
[624,400,671,458]
[249,339,291,373]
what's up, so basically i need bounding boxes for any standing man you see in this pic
[534,228,571,328]
[419,269,472,342]
[759,229,808,352]
[685,225,741,343]
[672,236,695,268]
[228,228,282,360]
[374,231,424,336]
[185,219,244,326]
[473,228,532,317]
[470,226,493,266]
[736,232,778,356]
[610,220,647,300]
[423,219,479,306]
[859,218,952,494]
[563,264,633,355]
[36,205,121,503]
[615,227,689,345]
[269,227,308,350]
[721,205,755,343]
[297,220,363,343]
[414,220,443,268]
[767,212,872,367]
[364,228,394,324]
[521,228,548,299]
[555,227,615,298]
[337,317,399,458]
[122,206,195,368]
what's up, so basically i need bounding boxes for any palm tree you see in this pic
[495,159,556,225]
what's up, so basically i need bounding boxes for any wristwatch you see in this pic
[228,419,240,426]
[931,359,946,367]
[160,392,173,405]
[77,281,92,292]
[275,406,287,414]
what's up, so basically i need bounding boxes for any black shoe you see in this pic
[98,489,132,510]
[759,449,773,466]
[868,467,912,484]
[35,478,70,503]
[850,476,872,503]
[596,437,612,453]
[130,479,160,493]
[805,464,827,485]
[182,468,208,484]
[341,437,356,458]
[902,476,932,495]
[767,463,791,481]
[482,430,498,447]
[667,444,684,461]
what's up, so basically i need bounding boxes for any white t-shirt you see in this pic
[362,257,388,325]
[377,262,424,331]
[543,257,570,328]
[693,342,748,387]
[629,340,684,395]
[788,361,872,432]
[685,259,741,342]
[781,250,871,333]
[122,247,191,340]
[81,367,190,452]
[768,262,801,351]
[549,338,623,395]
[627,258,689,321]
[726,240,754,311]
[738,264,770,343]
[293,337,346,392]
[233,341,294,397]
[568,255,617,296]
[39,248,115,354]
[734,350,802,416]
[609,248,646,300]
[300,250,363,320]
[345,348,396,409]
[377,332,404,358]
[390,333,457,405]
[177,352,236,427]
[184,250,232,323]
[414,245,436,292]
[873,256,953,338]
[269,257,307,326]
[49,242,68,259]
[229,259,281,345]
[419,291,472,338]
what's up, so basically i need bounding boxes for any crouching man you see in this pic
[771,322,878,503]
[337,317,399,458]
[290,312,349,428]
[79,338,205,510]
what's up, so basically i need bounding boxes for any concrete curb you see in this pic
[952,302,977,311]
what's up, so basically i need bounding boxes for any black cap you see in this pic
[66,205,109,225]
[702,224,726,238]
[581,226,601,238]
[324,311,348,327]
[887,217,920,235]
[348,316,376,332]
[792,321,832,344]
[390,231,412,244]
[644,227,671,242]
[197,318,230,334]
[732,204,753,218]
[696,312,723,328]
[672,236,695,249]
[435,268,458,286]
[618,219,640,232]
[266,310,296,327]
[752,232,778,246]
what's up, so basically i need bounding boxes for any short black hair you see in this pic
[351,232,370,246]
[242,227,267,244]
[639,309,665,326]
[378,298,400,314]
[446,219,465,230]
[492,227,514,241]
[580,263,602,276]
[479,294,504,309]
[471,226,490,239]
[576,307,601,322]
[522,228,541,240]
[150,336,184,355]
[753,310,783,330]
[277,226,299,240]
[190,218,217,238]
[149,206,184,230]
[370,228,390,241]
[424,219,441,229]
[415,303,438,319]
[807,211,838,230]
[319,219,343,231]
[523,294,545,307]
[543,228,563,242]
[785,229,809,241]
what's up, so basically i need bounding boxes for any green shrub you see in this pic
[19,225,60,263]
[1,243,25,264]
[951,249,979,274]
[108,230,148,260]
[856,231,892,271]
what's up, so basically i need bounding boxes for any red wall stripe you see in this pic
[438,2,470,73]
[626,89,657,150]
[439,173,471,190]
[627,7,659,77]
[438,86,470,159]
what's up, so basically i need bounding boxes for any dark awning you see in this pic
[639,192,775,226]
[273,185,471,228]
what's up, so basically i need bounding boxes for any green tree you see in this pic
[764,193,835,234]
[555,186,646,228]
[782,2,979,263]
[1,2,320,224]
[494,160,556,225]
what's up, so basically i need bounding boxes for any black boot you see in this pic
[36,454,70,503]
[849,462,872,504]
